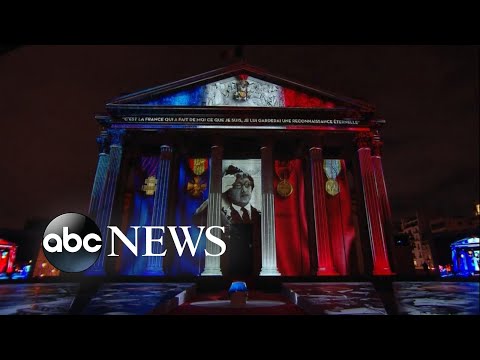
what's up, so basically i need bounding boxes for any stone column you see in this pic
[259,145,281,276]
[309,147,337,275]
[355,132,393,275]
[88,129,125,275]
[7,245,17,274]
[371,131,396,271]
[451,248,458,273]
[88,130,110,218]
[201,145,224,276]
[144,145,173,276]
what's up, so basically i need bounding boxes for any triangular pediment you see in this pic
[107,63,374,112]
[451,237,479,247]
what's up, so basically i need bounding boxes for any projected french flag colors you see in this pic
[139,75,336,108]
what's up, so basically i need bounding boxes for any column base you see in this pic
[373,268,395,276]
[316,267,339,276]
[201,268,222,276]
[260,268,281,276]
[84,267,106,276]
[144,268,165,276]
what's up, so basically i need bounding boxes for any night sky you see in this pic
[0,45,478,229]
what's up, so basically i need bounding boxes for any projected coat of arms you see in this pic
[204,75,283,107]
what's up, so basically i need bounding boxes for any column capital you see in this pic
[96,130,109,154]
[211,145,224,160]
[371,139,383,157]
[309,146,323,161]
[160,145,173,160]
[354,131,373,149]
[96,115,112,129]
[108,129,126,147]
[260,138,274,150]
[371,130,383,156]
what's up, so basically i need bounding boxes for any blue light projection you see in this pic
[229,281,248,293]
[143,87,205,106]
[120,156,158,275]
[11,265,31,280]
[450,237,479,277]
[169,157,209,276]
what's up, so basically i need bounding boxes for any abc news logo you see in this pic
[42,213,103,272]
[42,213,226,273]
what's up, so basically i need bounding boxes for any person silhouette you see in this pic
[422,261,429,275]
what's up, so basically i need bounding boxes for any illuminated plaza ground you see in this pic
[0,278,478,315]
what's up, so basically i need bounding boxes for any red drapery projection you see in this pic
[283,88,335,108]
[324,160,356,275]
[0,239,17,274]
[0,247,8,274]
[273,159,310,275]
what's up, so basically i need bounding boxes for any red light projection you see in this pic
[283,88,335,108]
